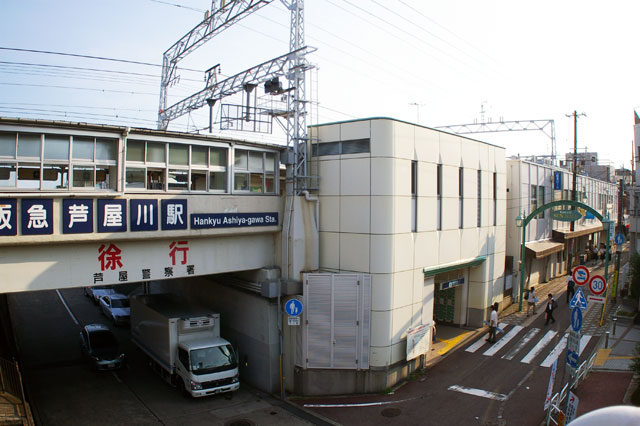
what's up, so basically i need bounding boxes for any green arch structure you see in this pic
[517,200,611,311]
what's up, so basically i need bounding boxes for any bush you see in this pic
[629,252,640,300]
[631,342,640,376]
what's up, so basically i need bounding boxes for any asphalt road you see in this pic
[297,297,599,426]
[8,287,315,426]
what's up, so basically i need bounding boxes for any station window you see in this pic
[233,148,276,194]
[0,131,116,191]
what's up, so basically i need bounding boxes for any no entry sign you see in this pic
[572,266,589,286]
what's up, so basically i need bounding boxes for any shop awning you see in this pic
[423,255,487,277]
[552,223,603,241]
[525,240,565,259]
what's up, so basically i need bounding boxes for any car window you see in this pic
[111,298,129,309]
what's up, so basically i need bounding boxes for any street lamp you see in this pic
[516,213,525,311]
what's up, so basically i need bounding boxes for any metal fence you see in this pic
[0,356,26,403]
[545,346,598,425]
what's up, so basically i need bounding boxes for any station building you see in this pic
[506,158,618,298]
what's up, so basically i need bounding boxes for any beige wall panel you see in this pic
[478,226,490,256]
[369,345,391,367]
[460,139,479,169]
[340,196,370,234]
[393,233,415,272]
[460,228,480,260]
[371,157,395,196]
[418,162,436,198]
[441,165,460,198]
[370,234,393,274]
[371,273,394,311]
[319,196,340,232]
[391,305,412,344]
[390,341,407,365]
[414,231,438,269]
[439,132,461,167]
[393,121,414,160]
[393,158,411,197]
[339,233,370,272]
[393,195,412,234]
[392,269,414,309]
[370,196,394,234]
[414,126,439,164]
[439,230,461,264]
[495,225,506,253]
[370,119,394,158]
[440,197,459,230]
[494,149,506,174]
[319,159,340,196]
[370,309,392,347]
[319,232,340,270]
[317,123,340,142]
[478,144,490,171]
[340,120,370,141]
[341,158,371,196]
[416,197,437,232]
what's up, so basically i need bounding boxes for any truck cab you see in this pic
[175,337,239,397]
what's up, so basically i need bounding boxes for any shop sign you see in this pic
[550,209,582,222]
[440,277,464,290]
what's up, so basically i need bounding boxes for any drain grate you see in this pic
[224,420,255,426]
[381,407,401,418]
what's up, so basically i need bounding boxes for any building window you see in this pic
[0,131,116,191]
[531,185,537,217]
[538,186,545,219]
[411,161,417,232]
[459,167,464,229]
[233,149,277,193]
[437,164,442,230]
[493,172,497,226]
[477,170,482,227]
[312,139,370,156]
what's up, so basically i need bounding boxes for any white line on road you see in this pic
[112,371,123,383]
[304,396,421,408]
[540,333,568,367]
[56,289,79,326]
[465,323,508,353]
[483,325,523,356]
[521,330,557,364]
[502,328,540,360]
[447,385,508,401]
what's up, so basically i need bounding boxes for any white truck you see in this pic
[130,293,239,397]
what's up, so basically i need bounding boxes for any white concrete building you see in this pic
[506,158,617,295]
[302,117,507,393]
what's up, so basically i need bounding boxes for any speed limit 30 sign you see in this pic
[589,275,606,296]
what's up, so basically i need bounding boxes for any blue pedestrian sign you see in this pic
[567,349,579,369]
[615,233,625,245]
[285,299,303,317]
[569,288,588,311]
[571,307,583,332]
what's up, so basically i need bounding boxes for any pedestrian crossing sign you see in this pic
[569,288,588,311]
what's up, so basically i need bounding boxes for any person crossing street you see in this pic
[544,293,558,325]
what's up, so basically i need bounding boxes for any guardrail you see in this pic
[544,343,598,425]
[0,357,24,401]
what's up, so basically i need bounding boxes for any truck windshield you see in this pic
[190,344,237,375]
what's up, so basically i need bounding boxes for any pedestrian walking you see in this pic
[544,293,558,325]
[566,275,576,303]
[526,286,538,316]
[486,305,498,343]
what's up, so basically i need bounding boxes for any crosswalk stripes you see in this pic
[464,324,593,367]
[483,325,523,356]
[502,328,540,360]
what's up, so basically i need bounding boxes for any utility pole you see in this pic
[614,179,624,303]
[566,111,586,271]
[409,102,425,124]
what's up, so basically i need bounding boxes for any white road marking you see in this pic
[521,330,557,364]
[540,334,568,367]
[112,371,123,383]
[448,385,508,401]
[304,396,420,408]
[56,289,79,326]
[502,328,540,360]
[579,335,591,355]
[483,325,523,356]
[466,323,508,353]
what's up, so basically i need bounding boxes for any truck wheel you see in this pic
[177,379,189,398]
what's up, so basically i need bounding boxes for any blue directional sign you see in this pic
[567,349,579,369]
[569,288,588,311]
[615,233,625,245]
[285,299,303,316]
[571,307,583,332]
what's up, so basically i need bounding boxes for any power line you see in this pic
[0,82,158,96]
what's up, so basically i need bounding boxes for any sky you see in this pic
[1,0,639,169]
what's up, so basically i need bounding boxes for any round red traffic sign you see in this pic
[589,275,606,296]
[572,265,590,286]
